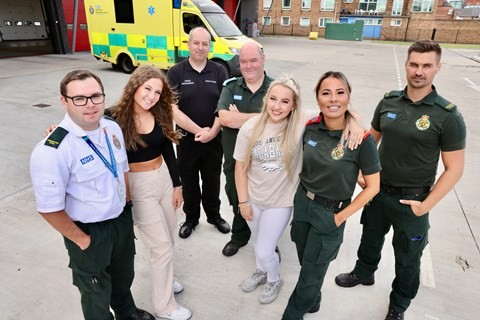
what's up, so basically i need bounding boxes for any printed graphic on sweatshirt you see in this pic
[252,135,284,172]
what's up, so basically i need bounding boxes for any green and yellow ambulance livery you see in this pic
[84,0,254,75]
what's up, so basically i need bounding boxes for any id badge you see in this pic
[115,179,126,202]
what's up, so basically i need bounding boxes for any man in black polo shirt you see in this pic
[335,40,466,320]
[167,27,230,239]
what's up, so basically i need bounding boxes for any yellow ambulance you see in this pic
[84,0,255,75]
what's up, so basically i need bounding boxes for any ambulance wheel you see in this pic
[118,55,135,74]
[111,63,121,71]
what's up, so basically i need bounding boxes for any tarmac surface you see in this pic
[0,36,479,320]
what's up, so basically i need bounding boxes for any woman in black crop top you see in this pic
[111,66,192,320]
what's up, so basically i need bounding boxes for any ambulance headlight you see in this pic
[229,47,240,55]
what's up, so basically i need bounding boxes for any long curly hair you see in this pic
[111,65,180,151]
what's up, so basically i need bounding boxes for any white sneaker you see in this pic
[240,269,267,292]
[156,305,192,320]
[259,278,284,304]
[173,279,183,294]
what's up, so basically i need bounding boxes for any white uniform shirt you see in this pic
[30,114,129,223]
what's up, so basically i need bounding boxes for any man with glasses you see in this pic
[30,70,155,320]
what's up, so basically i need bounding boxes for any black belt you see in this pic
[380,184,431,196]
[301,185,350,212]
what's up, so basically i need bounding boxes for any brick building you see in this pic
[257,0,480,43]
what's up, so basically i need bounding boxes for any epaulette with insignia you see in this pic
[384,90,402,98]
[103,108,119,123]
[435,96,456,112]
[44,127,68,149]
[223,77,237,86]
[306,114,323,126]
[362,130,371,141]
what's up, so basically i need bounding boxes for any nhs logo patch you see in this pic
[307,140,317,147]
[80,155,94,165]
[233,95,242,100]
[387,112,397,119]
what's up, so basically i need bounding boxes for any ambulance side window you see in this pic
[114,0,134,24]
[183,13,206,35]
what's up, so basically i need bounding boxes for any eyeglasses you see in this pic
[64,93,105,106]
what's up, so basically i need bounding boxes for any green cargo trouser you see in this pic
[224,168,251,246]
[64,205,136,320]
[353,190,430,313]
[282,188,346,320]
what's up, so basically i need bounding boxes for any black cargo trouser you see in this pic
[64,205,137,320]
[353,190,430,313]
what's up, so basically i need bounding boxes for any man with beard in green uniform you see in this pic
[335,40,466,320]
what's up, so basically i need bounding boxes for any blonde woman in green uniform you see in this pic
[281,71,381,319]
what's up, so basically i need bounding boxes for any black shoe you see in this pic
[179,221,198,239]
[222,240,246,256]
[115,308,155,320]
[308,303,320,314]
[335,271,374,287]
[275,246,281,263]
[385,308,404,320]
[210,217,231,234]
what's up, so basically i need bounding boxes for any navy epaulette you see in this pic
[306,114,322,126]
[384,90,402,98]
[435,96,456,112]
[223,77,237,86]
[44,127,68,149]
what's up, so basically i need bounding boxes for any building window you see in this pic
[392,0,403,16]
[359,0,387,14]
[364,18,382,25]
[302,0,312,9]
[343,0,353,3]
[263,0,273,9]
[411,0,433,12]
[318,17,333,27]
[320,0,335,11]
[449,0,463,9]
[391,19,402,26]
[300,17,310,26]
[262,16,272,25]
[282,0,291,10]
[281,16,291,26]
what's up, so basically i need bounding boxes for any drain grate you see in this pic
[32,103,51,108]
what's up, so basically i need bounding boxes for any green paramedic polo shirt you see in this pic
[371,86,466,188]
[215,73,274,172]
[300,115,381,200]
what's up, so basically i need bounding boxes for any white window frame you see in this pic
[281,16,291,26]
[391,19,402,26]
[262,16,272,25]
[411,0,433,12]
[282,0,291,10]
[392,0,403,16]
[320,0,335,11]
[318,17,333,27]
[300,17,310,27]
[263,0,273,10]
[343,0,353,3]
[302,0,312,10]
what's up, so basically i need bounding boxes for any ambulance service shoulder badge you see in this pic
[113,134,121,149]
[415,115,430,131]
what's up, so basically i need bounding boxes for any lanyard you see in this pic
[83,128,118,178]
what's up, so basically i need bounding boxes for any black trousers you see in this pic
[177,133,222,224]
[224,167,251,245]
[64,206,136,320]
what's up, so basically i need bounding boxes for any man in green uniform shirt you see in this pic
[215,42,274,256]
[335,40,466,320]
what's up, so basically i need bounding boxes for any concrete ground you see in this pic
[0,36,479,320]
